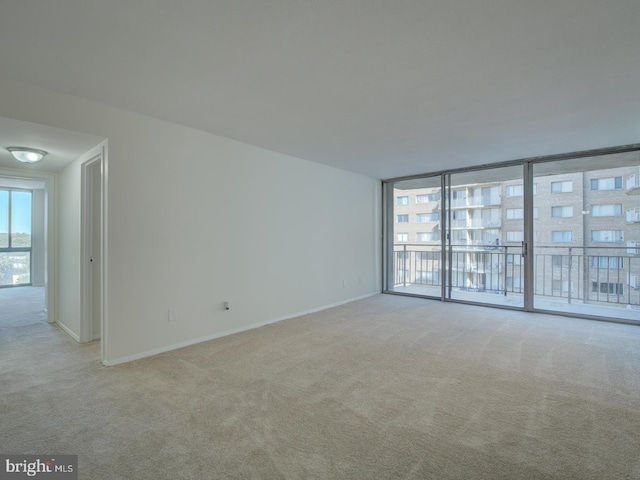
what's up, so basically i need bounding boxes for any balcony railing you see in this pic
[450,196,502,208]
[450,219,502,229]
[467,195,501,207]
[392,244,640,308]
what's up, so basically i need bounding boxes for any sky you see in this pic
[0,190,32,235]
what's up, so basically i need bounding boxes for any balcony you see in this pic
[450,219,467,229]
[449,219,502,229]
[392,244,640,310]
[467,195,501,207]
[450,195,502,208]
[456,261,504,273]
[450,198,468,208]
[627,208,640,223]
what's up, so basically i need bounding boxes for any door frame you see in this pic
[80,142,107,362]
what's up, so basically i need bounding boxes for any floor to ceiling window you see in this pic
[385,175,443,297]
[0,189,32,287]
[383,146,640,323]
[532,152,640,321]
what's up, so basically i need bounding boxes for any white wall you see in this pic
[0,78,381,365]
[55,156,83,339]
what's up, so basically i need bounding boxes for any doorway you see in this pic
[80,153,104,343]
[0,174,53,324]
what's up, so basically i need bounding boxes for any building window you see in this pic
[396,233,408,242]
[551,181,573,193]
[591,177,622,191]
[506,185,523,197]
[452,210,466,220]
[551,206,573,218]
[591,256,624,269]
[396,214,409,223]
[396,196,409,205]
[506,208,524,220]
[451,232,468,245]
[416,193,439,203]
[506,254,523,266]
[416,213,438,223]
[506,276,522,288]
[552,231,573,242]
[552,255,570,267]
[416,232,439,242]
[591,204,623,217]
[591,230,624,242]
[0,189,33,287]
[506,231,524,242]
[552,280,569,292]
[592,282,624,295]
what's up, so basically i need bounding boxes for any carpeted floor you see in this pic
[1,289,640,479]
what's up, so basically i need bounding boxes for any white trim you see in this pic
[102,292,378,366]
[78,141,108,365]
[101,141,108,366]
[55,319,80,343]
[80,153,100,343]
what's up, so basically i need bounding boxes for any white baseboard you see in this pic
[55,320,80,343]
[103,292,378,366]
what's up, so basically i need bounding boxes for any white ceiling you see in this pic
[0,117,104,173]
[1,0,639,179]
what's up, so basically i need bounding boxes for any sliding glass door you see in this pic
[445,165,525,308]
[384,145,640,324]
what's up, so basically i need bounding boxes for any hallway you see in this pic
[0,286,46,327]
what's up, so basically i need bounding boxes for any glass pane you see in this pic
[0,251,30,286]
[0,191,8,248]
[447,165,524,308]
[533,151,640,321]
[389,176,442,297]
[11,191,32,247]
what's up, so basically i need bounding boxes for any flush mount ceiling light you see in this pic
[7,147,48,164]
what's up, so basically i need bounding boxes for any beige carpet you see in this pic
[2,289,640,479]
